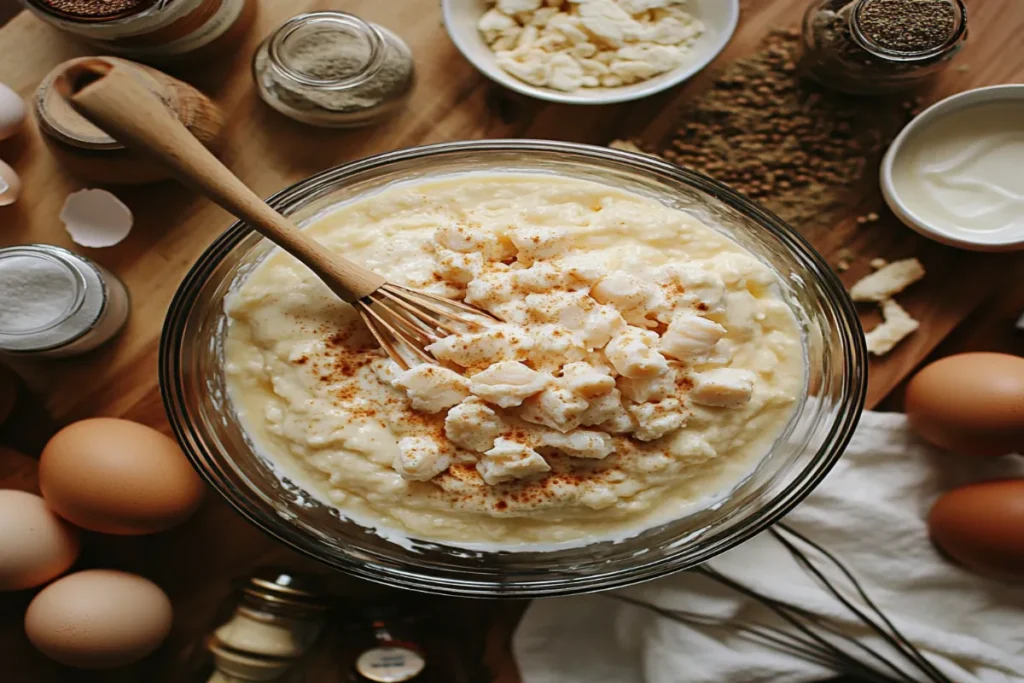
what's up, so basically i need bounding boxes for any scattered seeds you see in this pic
[653,31,910,232]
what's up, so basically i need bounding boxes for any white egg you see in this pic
[0,83,25,141]
[0,159,20,207]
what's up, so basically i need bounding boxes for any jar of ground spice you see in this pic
[252,11,416,128]
[19,0,257,64]
[800,0,967,95]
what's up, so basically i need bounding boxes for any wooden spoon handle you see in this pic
[56,58,385,303]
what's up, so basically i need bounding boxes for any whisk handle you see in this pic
[58,58,385,303]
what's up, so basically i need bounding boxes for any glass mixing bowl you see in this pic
[160,140,866,597]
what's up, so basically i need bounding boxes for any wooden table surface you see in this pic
[0,0,1021,681]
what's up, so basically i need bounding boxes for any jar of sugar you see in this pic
[0,245,130,358]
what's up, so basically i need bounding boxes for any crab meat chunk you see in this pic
[577,388,628,428]
[556,253,605,287]
[508,226,570,262]
[465,269,517,309]
[478,8,519,42]
[540,429,615,459]
[427,325,533,368]
[444,398,505,453]
[618,367,676,403]
[578,304,625,350]
[628,398,686,442]
[660,313,727,360]
[590,271,664,327]
[690,368,756,408]
[604,326,670,379]
[654,264,726,319]
[514,261,563,292]
[435,248,484,285]
[469,361,551,408]
[531,324,587,370]
[435,224,505,261]
[577,0,638,48]
[392,364,470,413]
[559,361,616,398]
[525,290,592,327]
[394,436,452,481]
[496,0,541,13]
[518,386,588,433]
[477,438,551,485]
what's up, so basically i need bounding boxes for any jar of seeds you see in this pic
[19,0,257,65]
[800,0,967,95]
[252,11,415,128]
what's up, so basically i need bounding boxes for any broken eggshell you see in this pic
[60,189,133,248]
[0,159,20,206]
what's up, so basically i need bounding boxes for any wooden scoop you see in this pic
[57,58,492,369]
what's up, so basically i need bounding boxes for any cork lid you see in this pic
[35,57,170,150]
[25,0,158,21]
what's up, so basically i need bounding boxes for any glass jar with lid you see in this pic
[800,0,967,95]
[19,0,257,65]
[0,245,130,358]
[252,11,416,128]
[182,567,330,683]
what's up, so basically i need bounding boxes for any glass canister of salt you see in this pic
[252,11,416,128]
[0,245,130,358]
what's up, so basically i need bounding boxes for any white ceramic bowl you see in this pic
[441,0,739,105]
[880,84,1024,252]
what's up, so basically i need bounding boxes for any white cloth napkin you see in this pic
[514,411,1024,683]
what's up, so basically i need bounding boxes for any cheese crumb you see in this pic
[690,368,756,408]
[395,436,453,481]
[469,361,551,408]
[849,258,925,302]
[392,365,471,413]
[445,398,506,453]
[478,0,704,92]
[865,299,919,356]
[477,437,551,485]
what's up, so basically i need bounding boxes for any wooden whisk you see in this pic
[58,58,492,370]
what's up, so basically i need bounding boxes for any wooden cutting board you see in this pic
[0,0,1022,681]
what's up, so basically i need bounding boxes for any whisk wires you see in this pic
[608,523,955,683]
[354,284,496,370]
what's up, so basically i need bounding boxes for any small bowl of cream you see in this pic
[881,84,1024,252]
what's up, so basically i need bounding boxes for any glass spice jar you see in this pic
[252,11,416,128]
[184,568,330,683]
[0,245,130,358]
[19,0,257,65]
[319,600,490,683]
[800,0,967,95]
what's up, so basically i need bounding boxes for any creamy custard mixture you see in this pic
[224,175,805,548]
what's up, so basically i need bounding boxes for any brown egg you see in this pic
[928,479,1024,581]
[905,352,1024,456]
[0,363,16,427]
[0,490,79,591]
[25,569,172,668]
[40,418,205,535]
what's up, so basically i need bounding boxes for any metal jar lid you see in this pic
[240,567,330,617]
[0,245,108,353]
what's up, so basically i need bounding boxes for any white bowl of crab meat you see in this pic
[441,0,739,104]
[223,173,805,549]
